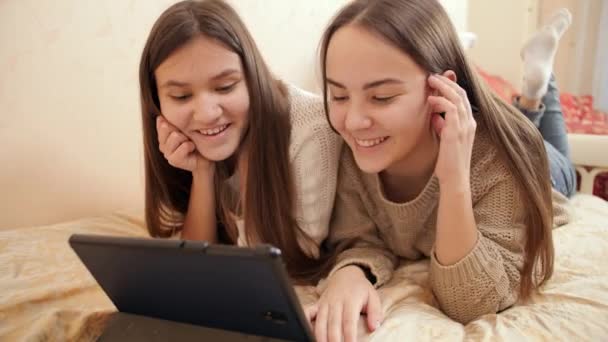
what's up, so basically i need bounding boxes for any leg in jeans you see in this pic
[545,140,576,198]
[514,8,576,197]
[516,75,569,158]
[515,76,576,198]
[539,75,570,159]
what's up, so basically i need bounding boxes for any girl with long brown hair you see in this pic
[309,0,574,340]
[139,0,341,280]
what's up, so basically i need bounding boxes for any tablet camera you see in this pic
[262,310,288,325]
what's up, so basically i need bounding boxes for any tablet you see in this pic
[69,234,314,341]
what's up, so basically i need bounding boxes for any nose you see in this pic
[344,101,373,132]
[193,93,222,124]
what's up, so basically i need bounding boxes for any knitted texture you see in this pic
[326,128,571,324]
[232,84,343,258]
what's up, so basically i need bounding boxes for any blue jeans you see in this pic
[514,75,577,198]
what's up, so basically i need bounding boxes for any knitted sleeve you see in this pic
[291,122,342,257]
[429,151,529,324]
[288,85,343,258]
[321,151,398,289]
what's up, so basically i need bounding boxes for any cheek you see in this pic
[328,104,346,132]
[399,95,429,124]
[223,86,250,124]
[159,99,190,130]
[382,101,428,136]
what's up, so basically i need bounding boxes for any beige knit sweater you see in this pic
[325,129,571,324]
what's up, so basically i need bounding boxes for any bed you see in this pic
[1,194,607,341]
[2,72,607,342]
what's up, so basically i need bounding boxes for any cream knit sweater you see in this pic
[325,129,570,324]
[229,84,343,258]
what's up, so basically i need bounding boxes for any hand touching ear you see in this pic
[427,71,476,186]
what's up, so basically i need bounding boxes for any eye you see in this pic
[170,94,191,101]
[331,95,349,102]
[216,81,238,93]
[372,95,398,103]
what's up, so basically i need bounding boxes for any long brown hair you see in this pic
[139,0,319,280]
[319,0,554,299]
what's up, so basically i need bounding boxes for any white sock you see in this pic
[521,8,572,99]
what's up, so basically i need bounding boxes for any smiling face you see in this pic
[325,24,435,174]
[154,35,250,162]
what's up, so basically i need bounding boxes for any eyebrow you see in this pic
[211,68,241,81]
[159,68,241,89]
[326,77,404,90]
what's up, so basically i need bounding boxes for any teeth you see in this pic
[200,124,228,136]
[355,136,387,147]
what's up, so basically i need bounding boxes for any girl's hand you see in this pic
[428,72,476,189]
[308,266,383,342]
[156,115,213,174]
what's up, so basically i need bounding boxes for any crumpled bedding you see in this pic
[1,195,607,341]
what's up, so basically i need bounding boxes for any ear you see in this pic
[442,70,457,83]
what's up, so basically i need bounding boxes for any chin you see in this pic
[352,154,388,174]
[198,145,238,162]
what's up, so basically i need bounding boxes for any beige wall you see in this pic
[0,0,174,229]
[467,0,603,96]
[594,1,608,112]
[441,0,470,32]
[229,0,469,92]
[467,0,539,90]
[539,0,603,95]
[0,0,468,230]
[227,0,348,93]
[0,0,348,229]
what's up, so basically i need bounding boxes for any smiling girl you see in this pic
[139,0,341,280]
[309,0,572,340]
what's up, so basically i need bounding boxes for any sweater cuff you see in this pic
[430,231,503,288]
[320,248,394,293]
